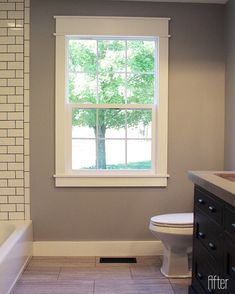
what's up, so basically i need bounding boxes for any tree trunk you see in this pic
[94,125,106,169]
[98,139,106,169]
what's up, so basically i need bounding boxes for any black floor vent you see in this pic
[99,257,137,264]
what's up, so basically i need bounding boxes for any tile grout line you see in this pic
[95,256,98,267]
[57,266,62,280]
[169,281,177,294]
[129,263,134,280]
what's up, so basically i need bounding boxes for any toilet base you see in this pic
[160,247,192,278]
[160,267,192,278]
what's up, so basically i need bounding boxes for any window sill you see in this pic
[54,174,169,187]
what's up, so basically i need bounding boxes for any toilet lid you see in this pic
[150,213,193,228]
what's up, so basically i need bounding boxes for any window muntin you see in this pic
[68,37,156,173]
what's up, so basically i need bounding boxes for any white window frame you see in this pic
[54,16,170,187]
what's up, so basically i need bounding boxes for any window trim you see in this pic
[54,16,170,187]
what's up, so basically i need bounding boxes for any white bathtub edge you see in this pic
[0,221,32,264]
[0,221,33,294]
[7,256,31,294]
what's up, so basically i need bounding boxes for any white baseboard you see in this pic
[33,241,163,257]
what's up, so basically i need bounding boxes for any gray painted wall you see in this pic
[225,0,235,169]
[31,0,225,241]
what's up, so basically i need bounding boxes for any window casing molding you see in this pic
[54,16,170,187]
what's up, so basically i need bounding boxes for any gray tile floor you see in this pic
[12,256,191,294]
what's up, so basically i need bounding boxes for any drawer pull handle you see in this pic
[208,206,216,212]
[208,242,216,250]
[197,272,203,279]
[198,198,205,204]
[198,232,205,239]
[232,267,235,272]
[232,223,235,228]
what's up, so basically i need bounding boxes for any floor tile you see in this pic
[19,268,60,281]
[13,256,191,294]
[25,266,60,272]
[28,256,96,268]
[59,266,132,280]
[130,265,167,280]
[136,255,162,266]
[94,279,174,294]
[170,278,191,294]
[12,280,94,294]
[169,278,191,285]
[170,283,189,294]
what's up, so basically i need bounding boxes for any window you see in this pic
[54,16,170,187]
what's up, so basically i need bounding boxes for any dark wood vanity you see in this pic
[188,172,235,294]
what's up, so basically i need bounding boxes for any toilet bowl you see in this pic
[149,213,193,278]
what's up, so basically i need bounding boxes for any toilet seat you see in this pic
[150,213,193,228]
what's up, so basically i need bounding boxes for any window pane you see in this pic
[127,40,155,73]
[98,72,125,104]
[72,109,96,139]
[98,40,125,72]
[127,110,152,139]
[67,39,156,104]
[68,72,97,104]
[72,139,96,170]
[68,39,97,74]
[68,40,97,104]
[98,139,125,170]
[72,126,95,139]
[98,109,125,139]
[127,140,151,169]
[127,74,154,104]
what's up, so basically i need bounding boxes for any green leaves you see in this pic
[68,38,155,106]
[127,40,155,73]
[69,38,154,137]
[69,40,97,75]
[72,109,96,129]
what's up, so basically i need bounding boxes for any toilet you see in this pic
[149,213,193,278]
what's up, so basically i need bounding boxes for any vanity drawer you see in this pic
[226,277,235,293]
[195,209,223,262]
[196,263,234,294]
[195,187,223,225]
[224,237,235,281]
[224,206,235,239]
[195,238,221,274]
[195,240,235,294]
[195,256,219,294]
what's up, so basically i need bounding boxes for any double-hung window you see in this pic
[54,16,170,187]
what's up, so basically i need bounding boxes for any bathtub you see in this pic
[0,221,33,294]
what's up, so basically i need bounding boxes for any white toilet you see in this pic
[149,213,193,278]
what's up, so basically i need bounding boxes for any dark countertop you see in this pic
[188,171,235,207]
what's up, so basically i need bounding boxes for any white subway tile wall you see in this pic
[0,0,30,220]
